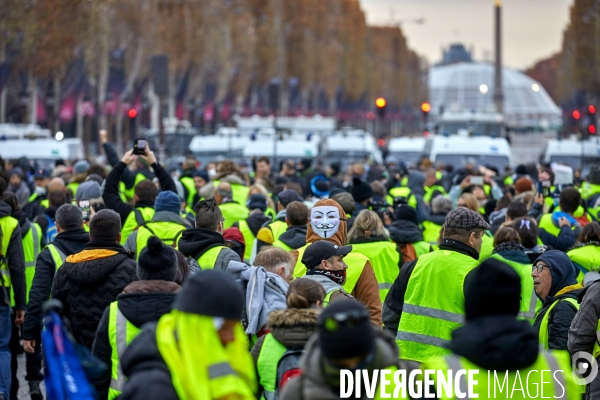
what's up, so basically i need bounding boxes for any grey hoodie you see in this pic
[226,260,288,335]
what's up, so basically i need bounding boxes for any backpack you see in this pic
[274,346,304,399]
[45,214,58,244]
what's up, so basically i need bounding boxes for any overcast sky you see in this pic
[359,0,572,70]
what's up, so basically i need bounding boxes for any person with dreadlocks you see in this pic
[177,199,240,270]
[119,269,257,400]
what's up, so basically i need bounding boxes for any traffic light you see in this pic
[573,110,581,120]
[128,108,137,119]
[421,102,431,127]
[588,105,597,135]
[128,108,138,137]
[375,97,387,118]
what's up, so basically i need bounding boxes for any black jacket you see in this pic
[91,280,180,400]
[50,241,138,348]
[34,206,58,238]
[102,160,177,225]
[0,200,25,310]
[119,323,177,400]
[178,228,226,259]
[22,228,90,340]
[388,219,424,244]
[278,226,307,250]
[382,239,479,336]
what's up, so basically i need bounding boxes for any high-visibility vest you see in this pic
[107,301,141,400]
[538,297,580,350]
[0,216,19,288]
[397,250,479,362]
[180,176,197,208]
[293,243,367,294]
[27,193,50,209]
[196,245,228,270]
[213,180,250,205]
[47,244,67,274]
[66,182,79,197]
[387,187,417,208]
[268,221,288,244]
[257,333,287,400]
[350,241,400,302]
[123,173,148,201]
[272,239,292,251]
[478,232,494,260]
[568,245,600,276]
[120,207,155,245]
[238,220,255,261]
[581,182,600,200]
[423,185,446,204]
[220,202,250,229]
[422,351,581,400]
[538,214,578,240]
[265,208,276,222]
[135,221,186,261]
[10,223,42,306]
[422,220,442,249]
[489,254,539,324]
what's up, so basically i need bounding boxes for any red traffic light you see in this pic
[590,105,597,114]
[573,110,581,120]
[377,138,385,147]
[421,102,431,113]
[128,109,138,119]
[375,97,387,108]
[589,125,597,134]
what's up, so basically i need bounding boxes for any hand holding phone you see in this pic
[470,176,484,186]
[133,138,147,155]
[78,200,90,220]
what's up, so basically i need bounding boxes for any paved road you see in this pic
[15,353,46,399]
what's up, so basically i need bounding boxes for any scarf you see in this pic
[492,241,526,255]
[306,268,347,286]
[156,311,256,400]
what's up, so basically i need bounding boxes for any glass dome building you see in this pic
[429,45,561,129]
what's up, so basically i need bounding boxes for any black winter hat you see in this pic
[317,300,375,359]
[137,236,177,281]
[395,204,418,225]
[464,258,521,321]
[351,177,373,203]
[247,193,268,211]
[174,269,244,320]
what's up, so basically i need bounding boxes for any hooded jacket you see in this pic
[0,200,25,309]
[280,330,401,400]
[388,219,424,244]
[50,241,138,348]
[177,227,240,270]
[91,280,180,399]
[22,227,90,340]
[532,250,583,350]
[290,198,382,326]
[277,225,307,250]
[236,212,272,237]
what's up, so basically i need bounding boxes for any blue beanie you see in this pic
[155,190,182,214]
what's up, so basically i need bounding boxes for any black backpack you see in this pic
[274,346,304,399]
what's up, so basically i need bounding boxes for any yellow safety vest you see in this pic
[120,207,155,245]
[220,202,250,229]
[135,221,186,261]
[539,213,577,240]
[423,185,447,204]
[107,301,141,400]
[180,176,197,208]
[238,220,255,261]
[349,241,400,302]
[293,243,367,294]
[538,297,580,350]
[123,173,148,201]
[268,221,288,244]
[10,223,42,306]
[422,220,442,249]
[478,232,494,261]
[0,216,19,288]
[489,254,539,324]
[422,351,581,399]
[397,250,479,362]
[47,244,67,274]
[568,245,600,276]
[196,246,228,270]
[256,333,287,400]
[387,187,417,208]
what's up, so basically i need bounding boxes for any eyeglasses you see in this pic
[321,310,369,332]
[532,263,548,273]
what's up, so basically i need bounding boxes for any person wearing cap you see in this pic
[124,190,188,261]
[272,201,309,251]
[292,198,382,326]
[388,205,432,262]
[301,240,354,305]
[91,236,181,400]
[232,194,272,262]
[532,250,583,350]
[280,301,402,400]
[7,167,30,210]
[383,207,490,362]
[102,144,177,245]
[422,258,580,399]
[66,159,91,198]
[23,168,51,220]
[223,227,246,261]
[75,180,101,202]
[213,181,249,229]
[178,199,241,270]
[256,189,304,254]
[51,209,138,349]
[118,270,257,400]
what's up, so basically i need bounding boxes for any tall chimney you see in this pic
[494,0,504,115]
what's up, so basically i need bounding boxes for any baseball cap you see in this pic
[277,189,303,207]
[302,241,352,270]
[34,169,51,179]
[444,207,490,230]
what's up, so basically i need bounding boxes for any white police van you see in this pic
[430,135,513,171]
